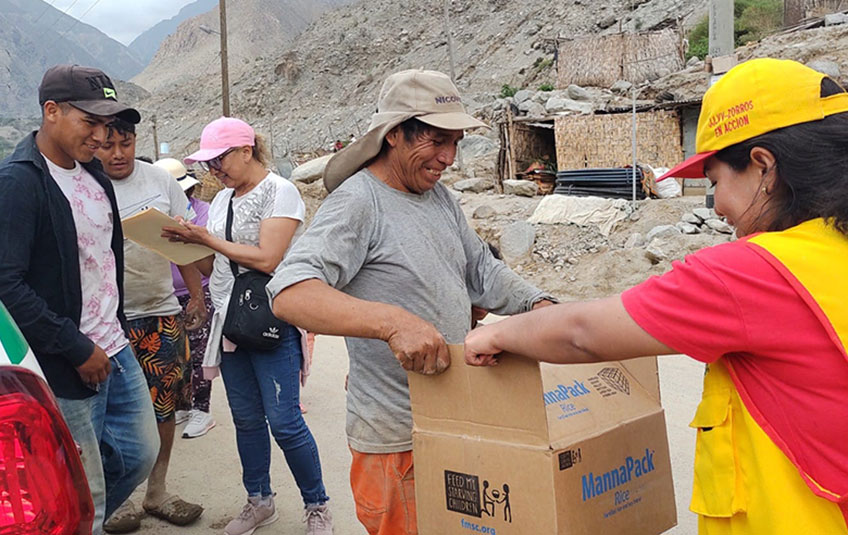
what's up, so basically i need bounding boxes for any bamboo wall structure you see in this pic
[555,111,682,170]
[785,0,848,24]
[557,29,684,88]
[511,122,556,169]
[498,113,557,185]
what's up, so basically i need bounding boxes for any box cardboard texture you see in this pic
[409,346,676,535]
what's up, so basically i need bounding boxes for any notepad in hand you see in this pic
[121,207,214,265]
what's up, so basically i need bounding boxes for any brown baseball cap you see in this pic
[323,69,488,192]
[38,64,141,124]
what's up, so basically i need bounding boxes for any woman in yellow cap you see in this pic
[465,58,848,534]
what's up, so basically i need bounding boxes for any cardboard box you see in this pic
[409,347,676,535]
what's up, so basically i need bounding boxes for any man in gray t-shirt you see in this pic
[268,69,553,535]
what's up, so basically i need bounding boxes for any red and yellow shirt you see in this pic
[623,218,848,534]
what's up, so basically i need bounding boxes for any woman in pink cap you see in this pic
[164,117,333,535]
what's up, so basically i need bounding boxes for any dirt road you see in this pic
[132,335,701,534]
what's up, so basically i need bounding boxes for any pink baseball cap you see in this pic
[184,117,255,165]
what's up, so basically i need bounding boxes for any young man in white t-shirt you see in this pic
[0,65,159,535]
[96,119,206,531]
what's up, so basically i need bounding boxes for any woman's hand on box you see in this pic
[464,324,502,367]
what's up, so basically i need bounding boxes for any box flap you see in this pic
[409,345,549,447]
[541,359,663,450]
[621,356,661,403]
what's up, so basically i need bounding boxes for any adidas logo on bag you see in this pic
[262,326,280,339]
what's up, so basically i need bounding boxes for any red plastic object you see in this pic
[0,367,93,534]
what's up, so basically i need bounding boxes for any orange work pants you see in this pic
[349,448,417,535]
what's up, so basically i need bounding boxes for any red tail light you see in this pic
[0,367,94,534]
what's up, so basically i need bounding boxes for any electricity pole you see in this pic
[152,115,160,160]
[442,0,463,171]
[443,0,457,81]
[706,0,734,208]
[708,0,734,62]
[220,0,230,116]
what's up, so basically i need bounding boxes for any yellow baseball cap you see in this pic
[659,58,848,181]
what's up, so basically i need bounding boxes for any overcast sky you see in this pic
[50,0,198,45]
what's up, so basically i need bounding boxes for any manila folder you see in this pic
[121,207,214,265]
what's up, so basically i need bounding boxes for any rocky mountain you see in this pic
[131,0,355,94]
[0,0,145,117]
[130,0,848,167]
[131,0,708,159]
[129,0,218,65]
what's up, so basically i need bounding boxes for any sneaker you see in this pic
[174,410,191,425]
[182,410,216,438]
[225,496,278,535]
[303,503,333,535]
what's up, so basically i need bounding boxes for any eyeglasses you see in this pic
[199,147,237,171]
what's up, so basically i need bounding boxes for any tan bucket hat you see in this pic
[323,69,488,192]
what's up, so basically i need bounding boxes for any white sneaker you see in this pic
[182,410,216,438]
[304,503,333,535]
[174,410,191,425]
[225,496,278,535]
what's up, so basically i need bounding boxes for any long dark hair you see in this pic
[715,78,848,235]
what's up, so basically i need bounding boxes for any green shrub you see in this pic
[538,83,554,92]
[685,0,782,60]
[499,84,518,98]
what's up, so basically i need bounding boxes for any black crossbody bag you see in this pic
[221,193,285,350]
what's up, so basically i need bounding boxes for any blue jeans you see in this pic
[56,345,159,534]
[220,323,329,506]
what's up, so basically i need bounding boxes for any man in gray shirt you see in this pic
[268,69,553,535]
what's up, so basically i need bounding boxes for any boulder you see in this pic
[566,84,591,101]
[644,238,670,264]
[503,179,538,197]
[453,178,494,193]
[681,213,702,225]
[705,218,734,234]
[518,100,547,117]
[499,222,536,261]
[610,80,633,94]
[646,224,679,242]
[290,154,333,184]
[686,55,702,68]
[807,59,841,79]
[513,89,534,104]
[676,222,700,234]
[544,97,593,114]
[624,232,645,248]
[692,207,714,222]
[472,204,496,219]
[825,13,848,26]
[459,135,498,159]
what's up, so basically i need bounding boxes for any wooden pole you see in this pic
[443,0,464,172]
[152,115,160,160]
[220,0,230,117]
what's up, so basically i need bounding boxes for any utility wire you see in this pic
[50,0,81,27]
[63,0,104,34]
[33,0,59,25]
[44,0,104,51]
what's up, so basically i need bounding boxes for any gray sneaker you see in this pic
[225,496,278,535]
[303,503,333,535]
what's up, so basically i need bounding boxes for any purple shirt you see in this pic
[172,198,211,296]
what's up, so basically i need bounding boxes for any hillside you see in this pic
[0,0,145,117]
[131,0,354,94]
[131,0,709,159]
[129,0,218,65]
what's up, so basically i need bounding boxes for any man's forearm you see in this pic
[272,278,402,341]
[177,263,204,299]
